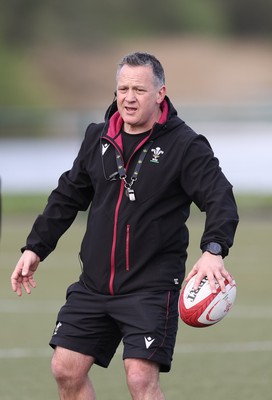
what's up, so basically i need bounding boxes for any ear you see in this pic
[156,85,166,104]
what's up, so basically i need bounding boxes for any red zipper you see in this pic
[126,224,130,271]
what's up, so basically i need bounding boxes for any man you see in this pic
[11,52,239,399]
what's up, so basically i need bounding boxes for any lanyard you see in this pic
[115,141,153,201]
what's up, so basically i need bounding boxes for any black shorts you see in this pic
[49,281,179,372]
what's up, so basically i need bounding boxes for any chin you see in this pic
[123,117,138,127]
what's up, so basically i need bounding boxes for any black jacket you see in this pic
[23,97,239,295]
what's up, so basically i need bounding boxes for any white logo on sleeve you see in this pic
[53,322,62,335]
[144,336,155,349]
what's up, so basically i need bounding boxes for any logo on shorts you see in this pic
[53,322,62,335]
[144,336,155,349]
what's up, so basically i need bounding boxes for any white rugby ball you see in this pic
[179,275,237,327]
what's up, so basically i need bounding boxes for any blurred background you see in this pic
[0,0,272,194]
[1,2,272,399]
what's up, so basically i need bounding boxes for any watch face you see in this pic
[207,242,222,255]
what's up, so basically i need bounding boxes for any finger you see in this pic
[16,286,23,296]
[185,266,198,283]
[22,281,31,294]
[11,259,24,290]
[185,271,194,283]
[11,277,18,292]
[215,275,226,293]
[13,279,23,296]
[215,267,233,291]
[224,272,233,285]
[22,277,33,294]
[206,272,218,294]
[29,276,36,289]
[11,271,21,293]
[22,264,30,277]
[193,274,206,292]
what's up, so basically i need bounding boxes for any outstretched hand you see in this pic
[11,250,40,296]
[185,251,233,294]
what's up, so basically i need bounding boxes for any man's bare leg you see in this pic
[124,358,165,400]
[51,347,96,400]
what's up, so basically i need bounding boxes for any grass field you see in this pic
[1,194,272,399]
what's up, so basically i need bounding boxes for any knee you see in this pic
[51,347,87,386]
[51,350,72,383]
[127,368,148,390]
[127,368,150,393]
[125,359,159,394]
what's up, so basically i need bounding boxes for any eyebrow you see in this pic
[118,85,147,90]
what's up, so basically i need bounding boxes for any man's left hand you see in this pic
[185,252,233,293]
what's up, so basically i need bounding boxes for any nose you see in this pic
[125,89,136,102]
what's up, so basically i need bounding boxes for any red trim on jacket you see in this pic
[109,179,125,295]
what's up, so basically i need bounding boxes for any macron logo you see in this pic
[144,336,155,349]
[102,143,110,155]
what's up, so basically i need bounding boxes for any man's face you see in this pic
[116,65,166,134]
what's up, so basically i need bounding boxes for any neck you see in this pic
[124,108,162,135]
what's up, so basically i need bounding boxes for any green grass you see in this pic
[1,195,272,399]
[3,192,272,214]
[0,44,53,108]
[2,193,49,215]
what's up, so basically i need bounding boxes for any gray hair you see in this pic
[116,52,165,88]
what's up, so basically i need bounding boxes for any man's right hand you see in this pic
[11,250,40,296]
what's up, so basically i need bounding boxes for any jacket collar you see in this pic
[103,96,177,141]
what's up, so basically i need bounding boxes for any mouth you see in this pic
[125,106,137,114]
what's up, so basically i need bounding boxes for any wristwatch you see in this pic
[203,242,222,256]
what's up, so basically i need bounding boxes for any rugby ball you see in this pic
[179,275,236,327]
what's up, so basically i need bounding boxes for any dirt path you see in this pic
[34,36,272,107]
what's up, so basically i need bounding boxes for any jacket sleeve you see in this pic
[180,133,239,257]
[22,128,95,261]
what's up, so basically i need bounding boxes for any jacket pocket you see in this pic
[126,224,130,271]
